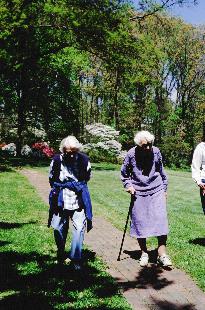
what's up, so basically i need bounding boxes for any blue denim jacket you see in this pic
[48,180,93,231]
[48,153,93,231]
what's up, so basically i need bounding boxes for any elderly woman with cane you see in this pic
[121,130,172,267]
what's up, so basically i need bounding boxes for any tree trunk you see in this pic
[16,91,26,156]
[113,69,120,130]
[134,83,147,130]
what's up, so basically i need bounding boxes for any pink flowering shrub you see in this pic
[0,143,6,148]
[32,142,54,158]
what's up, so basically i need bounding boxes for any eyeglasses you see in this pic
[141,142,152,150]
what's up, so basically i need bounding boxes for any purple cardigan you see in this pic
[121,146,168,196]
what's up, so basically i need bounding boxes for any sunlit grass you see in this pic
[0,170,131,310]
[2,160,205,308]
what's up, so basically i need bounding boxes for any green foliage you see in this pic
[159,135,192,168]
[0,0,204,166]
[85,148,121,164]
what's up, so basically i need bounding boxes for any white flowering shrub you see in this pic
[2,143,17,156]
[85,123,119,142]
[82,123,125,163]
[21,145,32,157]
[27,126,47,140]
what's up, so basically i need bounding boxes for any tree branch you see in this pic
[130,0,197,21]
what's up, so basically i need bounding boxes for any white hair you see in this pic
[134,130,155,146]
[59,135,82,152]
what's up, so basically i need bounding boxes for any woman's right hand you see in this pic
[198,183,205,190]
[198,183,205,195]
[126,186,135,195]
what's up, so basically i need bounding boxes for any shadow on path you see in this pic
[152,298,195,310]
[117,263,174,292]
[124,249,158,264]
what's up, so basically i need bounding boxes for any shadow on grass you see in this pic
[189,238,205,247]
[0,249,126,310]
[0,164,14,172]
[0,241,11,246]
[0,221,37,230]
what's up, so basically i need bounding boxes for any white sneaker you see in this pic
[64,257,71,265]
[139,252,149,267]
[157,254,172,267]
[54,257,71,265]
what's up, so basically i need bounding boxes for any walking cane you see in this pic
[117,195,133,261]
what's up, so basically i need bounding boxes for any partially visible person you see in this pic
[121,130,172,267]
[48,135,92,270]
[191,138,205,215]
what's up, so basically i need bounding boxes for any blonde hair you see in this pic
[134,130,155,146]
[59,135,82,152]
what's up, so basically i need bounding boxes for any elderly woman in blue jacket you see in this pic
[121,130,172,267]
[49,135,92,270]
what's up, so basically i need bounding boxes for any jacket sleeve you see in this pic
[120,153,133,189]
[86,160,92,182]
[48,154,61,187]
[157,150,168,192]
[49,159,55,187]
[191,144,202,185]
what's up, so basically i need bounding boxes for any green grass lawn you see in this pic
[34,162,205,291]
[1,161,205,310]
[0,169,131,310]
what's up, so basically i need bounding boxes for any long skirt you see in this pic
[130,189,169,238]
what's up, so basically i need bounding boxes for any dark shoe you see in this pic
[70,261,82,271]
[56,249,66,264]
[73,263,81,271]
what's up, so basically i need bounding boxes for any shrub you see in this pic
[84,147,125,164]
[21,145,32,157]
[85,148,116,163]
[159,136,192,169]
[83,123,125,163]
[1,143,17,157]
[32,142,54,159]
[85,123,120,143]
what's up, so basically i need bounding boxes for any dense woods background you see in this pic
[0,0,204,167]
